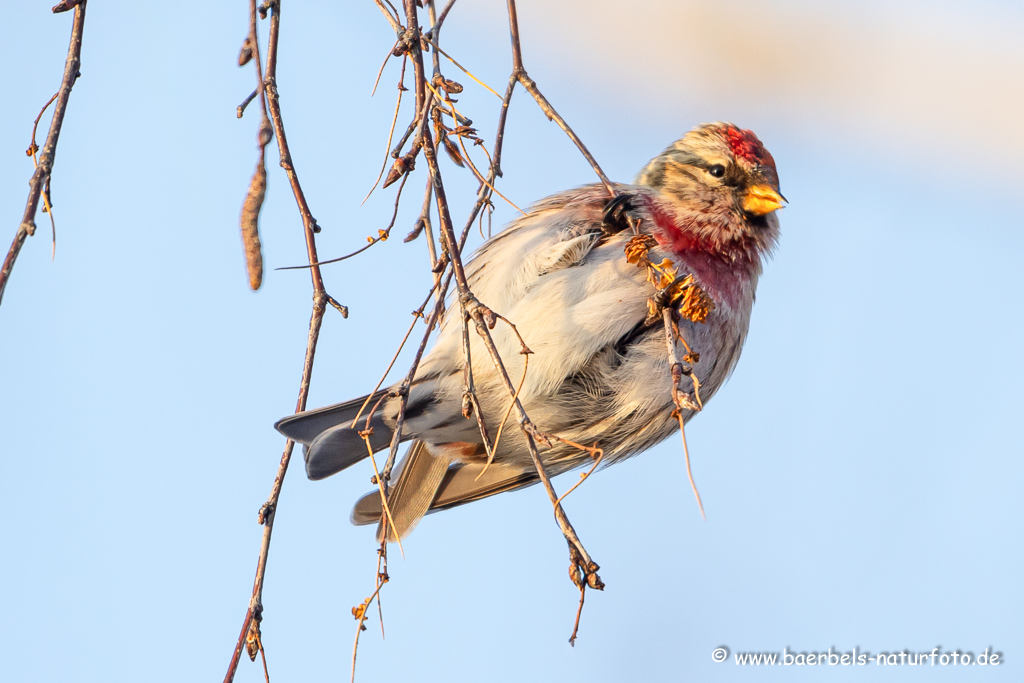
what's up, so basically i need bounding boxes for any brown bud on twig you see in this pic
[482,306,498,329]
[430,104,445,128]
[51,0,84,13]
[442,137,465,167]
[257,502,273,525]
[431,73,464,96]
[238,37,253,66]
[404,217,426,243]
[383,157,407,188]
[258,121,274,148]
[383,152,416,188]
[244,616,262,661]
[240,160,267,291]
[586,563,605,590]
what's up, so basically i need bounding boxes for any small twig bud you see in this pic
[258,121,274,148]
[238,37,253,66]
[51,0,84,13]
[442,137,465,167]
[383,152,417,188]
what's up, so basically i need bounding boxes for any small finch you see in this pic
[276,122,784,539]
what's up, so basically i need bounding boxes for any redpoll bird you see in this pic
[276,122,784,539]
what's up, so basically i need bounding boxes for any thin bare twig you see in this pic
[424,38,502,99]
[350,542,389,683]
[427,82,524,215]
[348,280,444,431]
[451,72,516,249]
[555,446,604,508]
[430,0,458,37]
[386,84,435,175]
[225,0,340,679]
[370,39,400,97]
[278,172,411,271]
[380,268,454,481]
[1,2,86,306]
[408,177,445,310]
[361,405,406,552]
[237,87,258,118]
[663,308,706,520]
[568,544,587,645]
[426,0,443,77]
[372,0,403,35]
[482,314,534,468]
[364,56,407,204]
[505,0,614,196]
[26,92,60,260]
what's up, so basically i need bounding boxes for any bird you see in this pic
[275,122,784,540]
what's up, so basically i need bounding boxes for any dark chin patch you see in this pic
[745,213,769,230]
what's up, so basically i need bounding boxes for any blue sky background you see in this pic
[1,1,1021,681]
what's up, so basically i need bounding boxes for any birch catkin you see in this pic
[240,157,266,290]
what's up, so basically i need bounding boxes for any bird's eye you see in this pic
[708,164,726,178]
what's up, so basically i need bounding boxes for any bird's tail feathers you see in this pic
[274,390,392,480]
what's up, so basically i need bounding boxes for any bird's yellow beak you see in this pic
[742,185,787,215]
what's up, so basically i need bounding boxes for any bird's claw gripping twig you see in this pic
[601,193,635,235]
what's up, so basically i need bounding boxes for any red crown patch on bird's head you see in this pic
[722,125,777,178]
[724,126,765,164]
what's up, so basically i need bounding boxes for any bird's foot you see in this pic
[601,193,636,235]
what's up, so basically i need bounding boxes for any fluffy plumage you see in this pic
[275,122,784,539]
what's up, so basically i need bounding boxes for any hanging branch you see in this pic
[1,1,87,306]
[403,0,606,613]
[224,0,345,680]
[228,0,635,674]
[238,0,271,292]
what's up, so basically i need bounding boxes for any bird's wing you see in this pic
[350,440,454,541]
[407,185,654,435]
[351,448,538,539]
[430,461,539,510]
